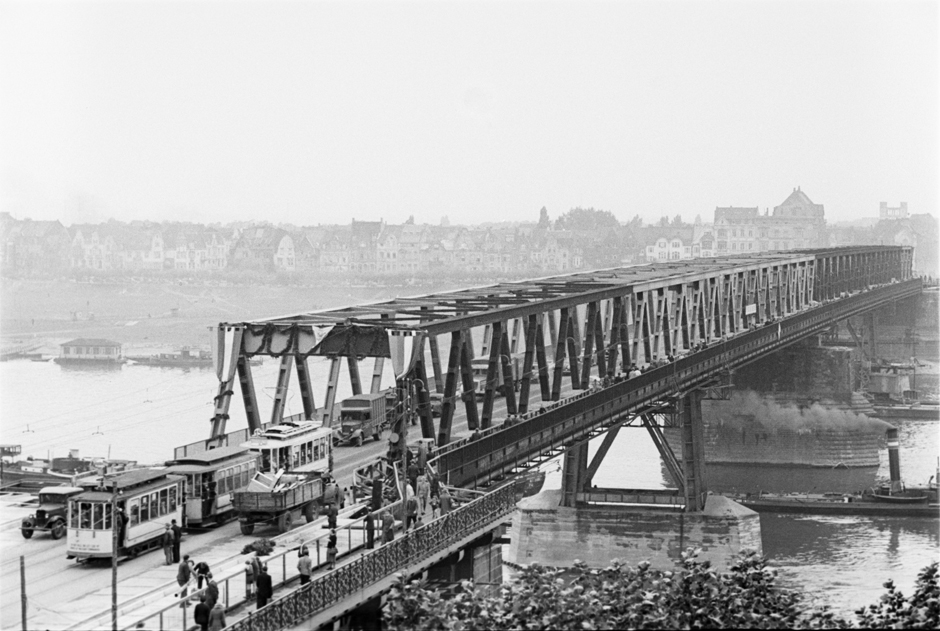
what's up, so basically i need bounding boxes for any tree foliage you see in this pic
[383,551,940,630]
[553,207,620,231]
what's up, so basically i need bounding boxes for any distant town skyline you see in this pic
[1,1,937,227]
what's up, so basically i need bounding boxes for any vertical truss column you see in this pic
[322,356,342,427]
[414,356,435,441]
[269,354,294,424]
[642,413,684,494]
[294,355,316,419]
[437,330,462,446]
[567,307,582,388]
[347,355,362,396]
[481,321,503,429]
[458,331,480,430]
[499,326,518,415]
[618,294,633,370]
[580,301,598,389]
[679,390,707,512]
[518,314,538,414]
[607,296,623,376]
[592,303,607,377]
[237,355,261,434]
[534,314,551,401]
[560,441,589,508]
[551,308,569,401]
[428,334,444,393]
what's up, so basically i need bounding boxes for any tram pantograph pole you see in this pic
[111,493,118,631]
[20,555,27,631]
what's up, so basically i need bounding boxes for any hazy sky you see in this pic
[1,0,937,227]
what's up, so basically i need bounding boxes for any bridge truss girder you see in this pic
[206,247,914,443]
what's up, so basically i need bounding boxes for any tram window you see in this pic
[192,473,202,497]
[169,485,177,512]
[129,499,140,526]
[218,471,227,495]
[140,495,150,522]
[314,442,320,461]
[151,492,160,517]
[293,446,301,469]
[70,502,79,527]
[105,506,112,530]
[93,503,104,530]
[159,489,168,515]
[80,503,92,529]
[278,447,290,470]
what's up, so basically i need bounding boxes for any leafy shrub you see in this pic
[384,550,940,630]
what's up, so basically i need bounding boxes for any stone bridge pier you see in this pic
[506,391,762,572]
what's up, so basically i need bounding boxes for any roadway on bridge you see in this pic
[2,383,579,631]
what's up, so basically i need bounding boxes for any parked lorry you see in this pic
[233,473,324,535]
[21,486,83,539]
[335,392,389,446]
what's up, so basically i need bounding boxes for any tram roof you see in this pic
[95,467,175,491]
[167,444,254,467]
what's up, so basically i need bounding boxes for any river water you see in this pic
[2,359,938,616]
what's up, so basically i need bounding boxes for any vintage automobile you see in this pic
[22,486,83,539]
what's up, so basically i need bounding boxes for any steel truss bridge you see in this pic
[207,246,918,631]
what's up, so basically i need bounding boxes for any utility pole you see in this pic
[111,492,119,631]
[20,556,26,631]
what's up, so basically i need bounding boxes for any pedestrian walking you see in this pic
[381,510,394,544]
[176,554,192,602]
[205,574,219,610]
[171,519,183,563]
[193,595,210,631]
[405,493,419,529]
[207,600,226,631]
[194,560,211,589]
[407,461,420,491]
[430,496,441,520]
[430,473,441,499]
[365,511,375,549]
[327,502,338,531]
[344,486,354,507]
[326,530,338,569]
[162,524,174,565]
[440,487,452,515]
[416,473,430,512]
[250,553,262,596]
[244,559,255,599]
[297,548,312,584]
[256,565,273,609]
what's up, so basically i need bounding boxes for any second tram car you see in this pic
[66,468,183,560]
[242,419,334,476]
[165,445,260,528]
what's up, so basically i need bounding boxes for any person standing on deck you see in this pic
[381,510,395,544]
[256,565,273,609]
[297,548,312,585]
[176,554,192,603]
[416,473,430,512]
[162,524,174,565]
[171,519,183,563]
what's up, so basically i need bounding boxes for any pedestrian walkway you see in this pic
[38,504,368,631]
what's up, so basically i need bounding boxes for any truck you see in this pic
[233,473,324,535]
[335,392,389,447]
[21,486,84,539]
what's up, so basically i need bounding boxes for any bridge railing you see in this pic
[433,279,923,488]
[226,480,521,631]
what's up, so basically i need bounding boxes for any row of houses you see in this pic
[3,188,935,277]
[0,216,589,276]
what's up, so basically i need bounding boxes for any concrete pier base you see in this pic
[507,489,761,571]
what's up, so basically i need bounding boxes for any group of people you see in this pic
[242,554,275,607]
[161,519,183,565]
[176,556,229,631]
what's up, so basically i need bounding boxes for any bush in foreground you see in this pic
[383,550,939,630]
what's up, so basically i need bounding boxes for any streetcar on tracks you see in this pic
[165,445,260,528]
[66,468,184,560]
[234,419,334,535]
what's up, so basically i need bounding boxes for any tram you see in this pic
[165,445,260,528]
[66,468,184,560]
[242,419,334,476]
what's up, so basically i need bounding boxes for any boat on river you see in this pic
[727,491,938,518]
[127,347,213,367]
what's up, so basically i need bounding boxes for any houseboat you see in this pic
[54,338,125,365]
